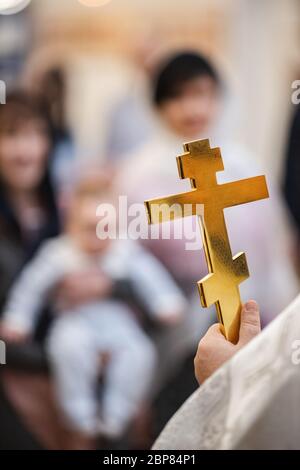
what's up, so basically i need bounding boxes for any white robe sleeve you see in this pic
[153,294,300,450]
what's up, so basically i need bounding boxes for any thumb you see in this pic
[238,300,261,346]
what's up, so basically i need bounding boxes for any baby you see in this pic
[0,172,186,441]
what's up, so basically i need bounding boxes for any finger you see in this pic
[204,323,227,341]
[238,300,261,346]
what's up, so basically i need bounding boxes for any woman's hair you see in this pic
[153,51,220,106]
[0,90,54,142]
[0,91,59,247]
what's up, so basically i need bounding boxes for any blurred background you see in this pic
[0,0,300,450]
[2,0,299,176]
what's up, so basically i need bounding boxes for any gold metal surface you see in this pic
[144,139,269,343]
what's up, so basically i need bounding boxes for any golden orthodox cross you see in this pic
[145,139,269,343]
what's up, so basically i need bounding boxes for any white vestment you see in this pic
[153,294,300,450]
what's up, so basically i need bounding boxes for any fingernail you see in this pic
[245,300,257,311]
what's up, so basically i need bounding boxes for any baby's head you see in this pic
[66,169,116,255]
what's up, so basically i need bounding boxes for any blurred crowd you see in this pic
[0,1,299,450]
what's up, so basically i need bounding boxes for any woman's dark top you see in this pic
[0,170,60,311]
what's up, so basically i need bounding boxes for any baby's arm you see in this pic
[126,242,187,324]
[1,240,65,339]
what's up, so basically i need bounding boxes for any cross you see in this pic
[144,139,269,343]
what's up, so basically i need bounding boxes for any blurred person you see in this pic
[120,51,298,332]
[0,90,61,450]
[0,91,60,311]
[0,171,187,447]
